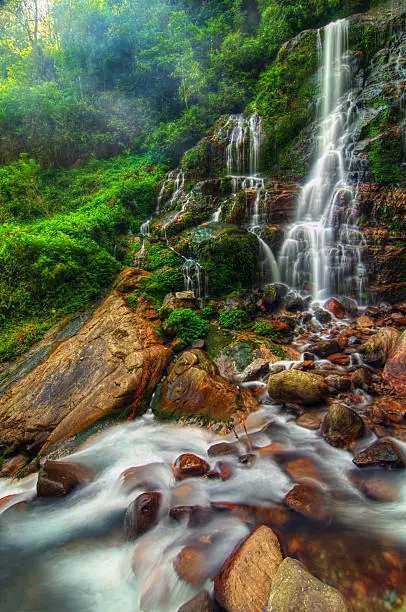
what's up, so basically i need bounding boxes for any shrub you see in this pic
[166,308,209,343]
[253,322,284,339]
[218,309,251,330]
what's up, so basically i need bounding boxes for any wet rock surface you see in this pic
[383,330,406,394]
[37,460,94,497]
[172,453,210,480]
[352,439,405,469]
[268,370,329,405]
[124,491,162,540]
[322,404,364,449]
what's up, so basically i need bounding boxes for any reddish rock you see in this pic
[37,460,94,497]
[293,360,315,371]
[383,330,406,394]
[157,349,258,425]
[214,526,283,612]
[0,494,20,507]
[256,443,285,456]
[361,327,400,367]
[178,591,219,612]
[174,544,211,587]
[285,457,322,483]
[373,398,406,424]
[207,442,238,457]
[328,353,351,366]
[119,462,167,493]
[211,502,292,528]
[284,483,328,521]
[337,334,349,349]
[356,315,375,329]
[325,298,346,319]
[311,339,341,359]
[215,461,234,481]
[172,454,210,480]
[351,367,372,389]
[170,505,212,527]
[124,491,162,540]
[296,411,325,430]
[353,476,400,503]
[0,454,27,478]
[353,439,405,469]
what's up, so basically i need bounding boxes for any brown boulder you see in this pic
[207,442,239,457]
[174,544,211,587]
[0,269,171,455]
[0,454,28,478]
[157,349,258,424]
[214,525,283,612]
[328,353,350,366]
[170,505,212,527]
[353,438,405,469]
[267,557,351,611]
[383,330,406,394]
[267,370,329,406]
[311,339,341,359]
[322,404,364,449]
[37,460,94,497]
[284,483,328,521]
[324,298,346,319]
[172,453,210,480]
[119,462,168,493]
[361,327,400,367]
[124,491,162,540]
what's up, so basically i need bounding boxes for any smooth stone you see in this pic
[353,438,405,469]
[178,591,219,612]
[267,370,329,405]
[37,460,94,497]
[124,491,162,540]
[322,404,364,449]
[172,454,210,480]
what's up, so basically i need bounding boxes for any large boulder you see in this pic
[383,330,406,394]
[156,349,258,424]
[360,327,400,368]
[322,404,364,449]
[124,492,162,540]
[37,460,94,497]
[0,269,171,457]
[267,557,350,611]
[353,439,405,469]
[311,339,341,359]
[214,525,283,612]
[267,370,329,406]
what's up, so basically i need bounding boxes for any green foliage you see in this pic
[253,321,284,339]
[200,304,216,320]
[166,308,209,343]
[219,308,251,330]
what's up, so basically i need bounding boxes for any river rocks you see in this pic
[351,367,372,390]
[383,330,406,394]
[284,292,304,312]
[178,591,219,612]
[119,463,168,493]
[327,353,350,366]
[314,308,332,324]
[172,454,210,480]
[174,543,211,587]
[124,492,162,540]
[284,483,327,521]
[170,505,212,527]
[360,326,400,367]
[353,439,405,469]
[0,269,171,457]
[207,442,239,457]
[324,298,345,319]
[0,454,27,478]
[235,358,269,383]
[267,557,350,611]
[311,339,341,359]
[322,404,364,449]
[37,460,94,497]
[214,525,283,612]
[267,370,329,405]
[356,315,375,329]
[157,349,258,424]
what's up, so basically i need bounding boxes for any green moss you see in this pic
[253,322,285,339]
[219,308,251,330]
[165,308,209,343]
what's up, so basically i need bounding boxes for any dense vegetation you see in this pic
[0,0,393,361]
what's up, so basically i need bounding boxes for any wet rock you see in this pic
[285,292,304,312]
[238,453,256,467]
[372,397,406,424]
[0,270,171,453]
[351,367,372,390]
[162,291,196,314]
[0,454,28,478]
[119,463,167,493]
[328,353,351,366]
[322,404,364,449]
[170,505,212,527]
[157,349,258,424]
[356,315,375,329]
[324,375,351,392]
[267,557,350,611]
[172,454,210,480]
[311,339,341,359]
[293,360,315,371]
[352,474,400,503]
[340,297,359,318]
[296,411,325,430]
[214,525,283,612]
[178,591,219,612]
[285,457,322,483]
[207,442,238,457]
[37,460,94,497]
[191,338,205,349]
[324,298,346,319]
[284,483,327,521]
[174,544,211,587]
[235,358,269,383]
[171,338,188,353]
[360,327,400,367]
[267,370,329,405]
[215,461,234,481]
[353,439,405,469]
[383,330,406,394]
[124,491,162,540]
[314,308,332,324]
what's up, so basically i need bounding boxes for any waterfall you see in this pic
[224,114,264,176]
[279,19,367,302]
[182,258,209,299]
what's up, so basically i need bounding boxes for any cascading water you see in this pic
[279,19,367,302]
